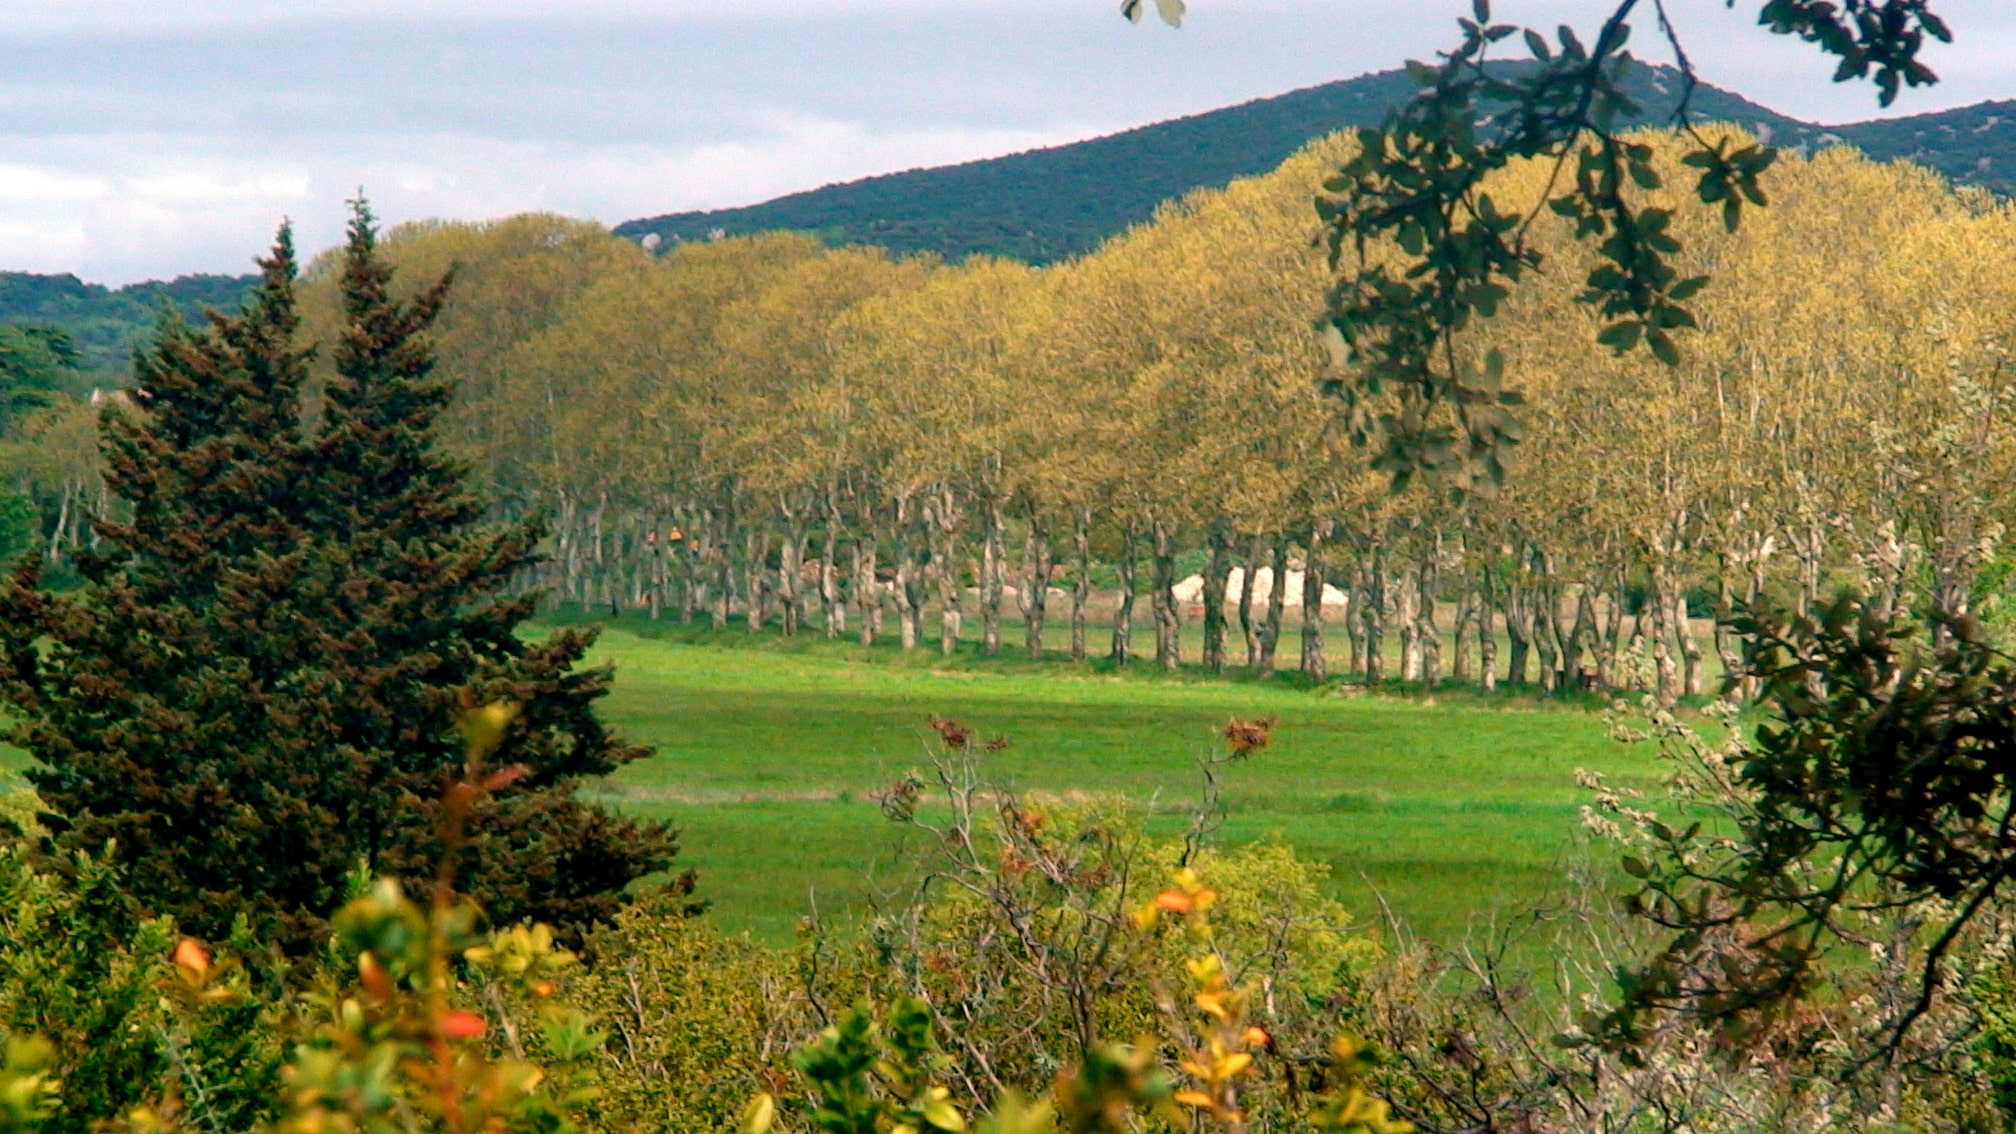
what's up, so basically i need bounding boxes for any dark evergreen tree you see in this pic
[0,209,684,949]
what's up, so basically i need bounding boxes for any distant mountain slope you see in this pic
[0,271,257,377]
[615,63,2011,265]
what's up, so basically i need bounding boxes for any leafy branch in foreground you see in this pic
[1128,0,1952,491]
[1593,598,2016,1057]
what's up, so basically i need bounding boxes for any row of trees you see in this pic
[10,131,2010,705]
[280,129,2016,704]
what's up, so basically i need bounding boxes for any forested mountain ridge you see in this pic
[614,62,2014,264]
[0,270,259,376]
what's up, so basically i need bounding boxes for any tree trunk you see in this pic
[1018,515,1053,660]
[1150,518,1181,671]
[677,508,703,625]
[1503,582,1530,686]
[1299,519,1332,681]
[1417,550,1441,689]
[982,500,1005,657]
[1360,543,1387,685]
[855,533,878,648]
[779,510,809,636]
[930,490,963,657]
[1202,526,1233,674]
[1477,567,1498,692]
[1562,583,1596,691]
[745,525,770,635]
[1070,507,1092,663]
[1110,525,1138,666]
[1237,531,1263,668]
[1452,570,1477,684]
[1256,533,1289,673]
[1397,556,1422,682]
[1649,559,1682,706]
[820,504,845,637]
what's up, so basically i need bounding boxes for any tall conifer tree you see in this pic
[0,207,682,948]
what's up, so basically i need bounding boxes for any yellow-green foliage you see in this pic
[571,895,815,1134]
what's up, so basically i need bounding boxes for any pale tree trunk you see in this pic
[746,525,772,634]
[1237,532,1263,668]
[981,500,1005,657]
[1531,561,1561,692]
[1202,525,1233,674]
[1452,565,1477,684]
[1503,574,1531,686]
[1070,507,1092,662]
[930,490,963,657]
[893,494,927,651]
[1018,514,1053,660]
[1361,543,1388,685]
[1299,518,1332,681]
[779,508,809,636]
[1649,558,1682,706]
[646,525,665,620]
[1344,566,1365,677]
[820,502,846,637]
[1599,568,1630,688]
[1477,566,1498,692]
[855,532,879,648]
[678,506,705,624]
[1397,556,1422,682]
[713,508,736,632]
[1417,548,1441,689]
[1150,517,1181,671]
[1110,524,1138,665]
[1563,582,1596,690]
[1256,533,1289,673]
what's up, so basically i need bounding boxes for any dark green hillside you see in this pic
[613,63,1816,265]
[616,62,2014,265]
[0,271,258,378]
[1833,100,2016,193]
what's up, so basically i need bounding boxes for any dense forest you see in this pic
[5,128,1966,710]
[0,272,259,377]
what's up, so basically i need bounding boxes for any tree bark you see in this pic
[1452,567,1477,684]
[1360,543,1387,685]
[855,532,878,648]
[1477,566,1498,692]
[1018,514,1053,660]
[820,501,846,637]
[1299,519,1331,681]
[1416,548,1441,690]
[981,500,1005,657]
[930,489,963,656]
[1237,531,1263,668]
[1070,507,1092,663]
[1150,517,1181,671]
[1110,524,1138,666]
[1202,525,1233,674]
[1256,533,1289,674]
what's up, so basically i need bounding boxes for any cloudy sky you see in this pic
[5,0,2013,285]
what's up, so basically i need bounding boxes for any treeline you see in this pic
[285,130,2016,705]
[11,131,2014,704]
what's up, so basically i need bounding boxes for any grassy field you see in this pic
[564,613,1668,948]
[0,611,1673,951]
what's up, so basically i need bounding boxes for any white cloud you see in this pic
[3,0,2012,284]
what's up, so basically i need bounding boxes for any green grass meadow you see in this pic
[567,614,1666,948]
[0,611,1670,951]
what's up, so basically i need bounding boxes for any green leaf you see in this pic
[1524,28,1551,60]
[1647,329,1680,367]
